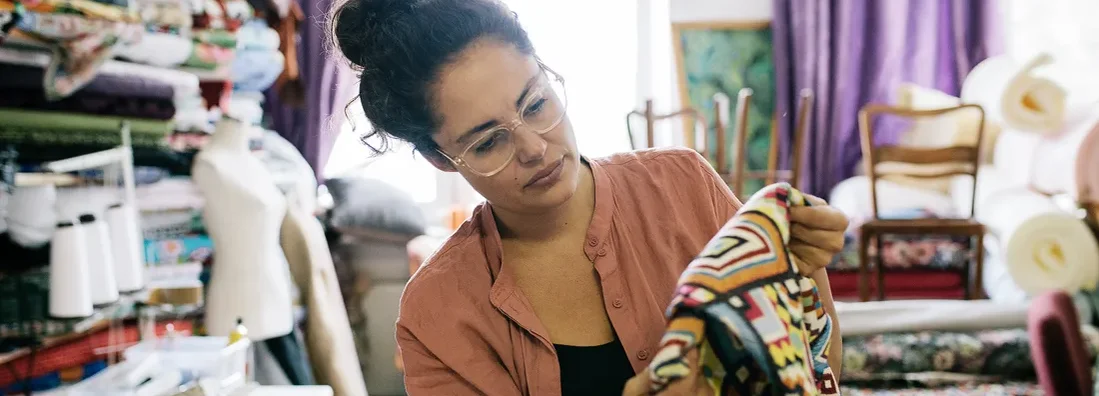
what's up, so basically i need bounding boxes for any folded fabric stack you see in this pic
[0,0,145,98]
[0,46,196,169]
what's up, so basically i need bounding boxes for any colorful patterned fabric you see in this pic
[649,183,838,395]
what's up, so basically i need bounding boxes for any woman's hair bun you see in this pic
[331,0,415,68]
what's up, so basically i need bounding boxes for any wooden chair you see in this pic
[626,97,729,174]
[725,89,813,197]
[627,89,811,197]
[856,103,987,301]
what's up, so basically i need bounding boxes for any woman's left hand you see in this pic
[788,194,849,275]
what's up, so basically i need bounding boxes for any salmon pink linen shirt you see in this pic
[395,148,743,395]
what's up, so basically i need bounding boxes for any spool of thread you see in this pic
[49,220,93,319]
[105,203,146,293]
[79,213,119,306]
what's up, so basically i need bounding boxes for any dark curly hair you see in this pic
[329,0,535,156]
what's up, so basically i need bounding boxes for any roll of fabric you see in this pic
[980,189,1099,295]
[949,165,1028,219]
[961,53,1067,134]
[1077,121,1099,204]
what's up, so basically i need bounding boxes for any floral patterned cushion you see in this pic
[829,208,973,272]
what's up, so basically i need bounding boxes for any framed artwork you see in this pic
[672,20,775,196]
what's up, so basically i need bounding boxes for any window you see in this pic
[324,1,644,225]
[322,120,437,204]
[1002,0,1099,90]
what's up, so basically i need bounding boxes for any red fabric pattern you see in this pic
[0,320,192,386]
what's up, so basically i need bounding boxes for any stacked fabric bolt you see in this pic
[0,0,145,99]
[0,45,194,172]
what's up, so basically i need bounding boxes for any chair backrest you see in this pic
[732,88,753,196]
[858,103,986,219]
[627,98,725,172]
[729,89,812,197]
[790,89,814,189]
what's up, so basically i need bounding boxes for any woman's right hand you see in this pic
[621,349,713,396]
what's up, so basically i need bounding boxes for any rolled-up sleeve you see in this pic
[396,322,483,395]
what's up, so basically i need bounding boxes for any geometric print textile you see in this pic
[648,183,840,395]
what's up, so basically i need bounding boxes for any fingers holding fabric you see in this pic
[790,242,837,275]
[790,223,846,253]
[790,195,849,232]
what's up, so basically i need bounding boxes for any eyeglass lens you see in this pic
[460,73,567,174]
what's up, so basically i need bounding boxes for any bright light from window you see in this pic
[505,0,637,157]
[323,120,438,204]
[324,0,640,212]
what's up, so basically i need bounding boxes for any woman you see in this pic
[330,0,848,394]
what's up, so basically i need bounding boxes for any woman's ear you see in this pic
[421,150,458,172]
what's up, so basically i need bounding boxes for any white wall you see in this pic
[669,0,773,23]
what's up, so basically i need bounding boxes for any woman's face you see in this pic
[429,39,581,214]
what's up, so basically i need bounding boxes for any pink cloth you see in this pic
[395,148,742,395]
[1028,290,1092,396]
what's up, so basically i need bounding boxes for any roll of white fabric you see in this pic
[835,295,1093,336]
[949,165,1029,219]
[961,53,1067,134]
[1030,111,1099,197]
[980,189,1099,294]
[990,129,1041,182]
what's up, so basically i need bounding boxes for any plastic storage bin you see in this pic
[69,336,252,395]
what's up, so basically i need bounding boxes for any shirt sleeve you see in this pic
[396,322,484,395]
[690,150,742,221]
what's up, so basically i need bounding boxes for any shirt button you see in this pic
[587,237,598,247]
[612,299,623,308]
[637,349,650,360]
[597,248,607,257]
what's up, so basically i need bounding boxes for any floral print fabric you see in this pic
[829,208,972,271]
[840,326,1099,394]
[829,234,971,271]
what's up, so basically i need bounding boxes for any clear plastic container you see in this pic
[70,336,252,395]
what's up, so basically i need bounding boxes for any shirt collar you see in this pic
[480,156,616,294]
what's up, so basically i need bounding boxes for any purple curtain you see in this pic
[264,0,354,181]
[771,0,1002,197]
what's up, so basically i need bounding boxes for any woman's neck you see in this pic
[493,161,596,243]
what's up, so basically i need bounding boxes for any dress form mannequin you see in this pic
[193,117,294,340]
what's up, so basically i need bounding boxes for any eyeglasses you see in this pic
[436,66,568,177]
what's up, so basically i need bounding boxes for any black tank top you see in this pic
[555,338,636,395]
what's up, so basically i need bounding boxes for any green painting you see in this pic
[674,21,775,196]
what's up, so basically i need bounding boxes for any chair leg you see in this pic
[972,233,985,300]
[858,231,871,302]
[876,236,886,301]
